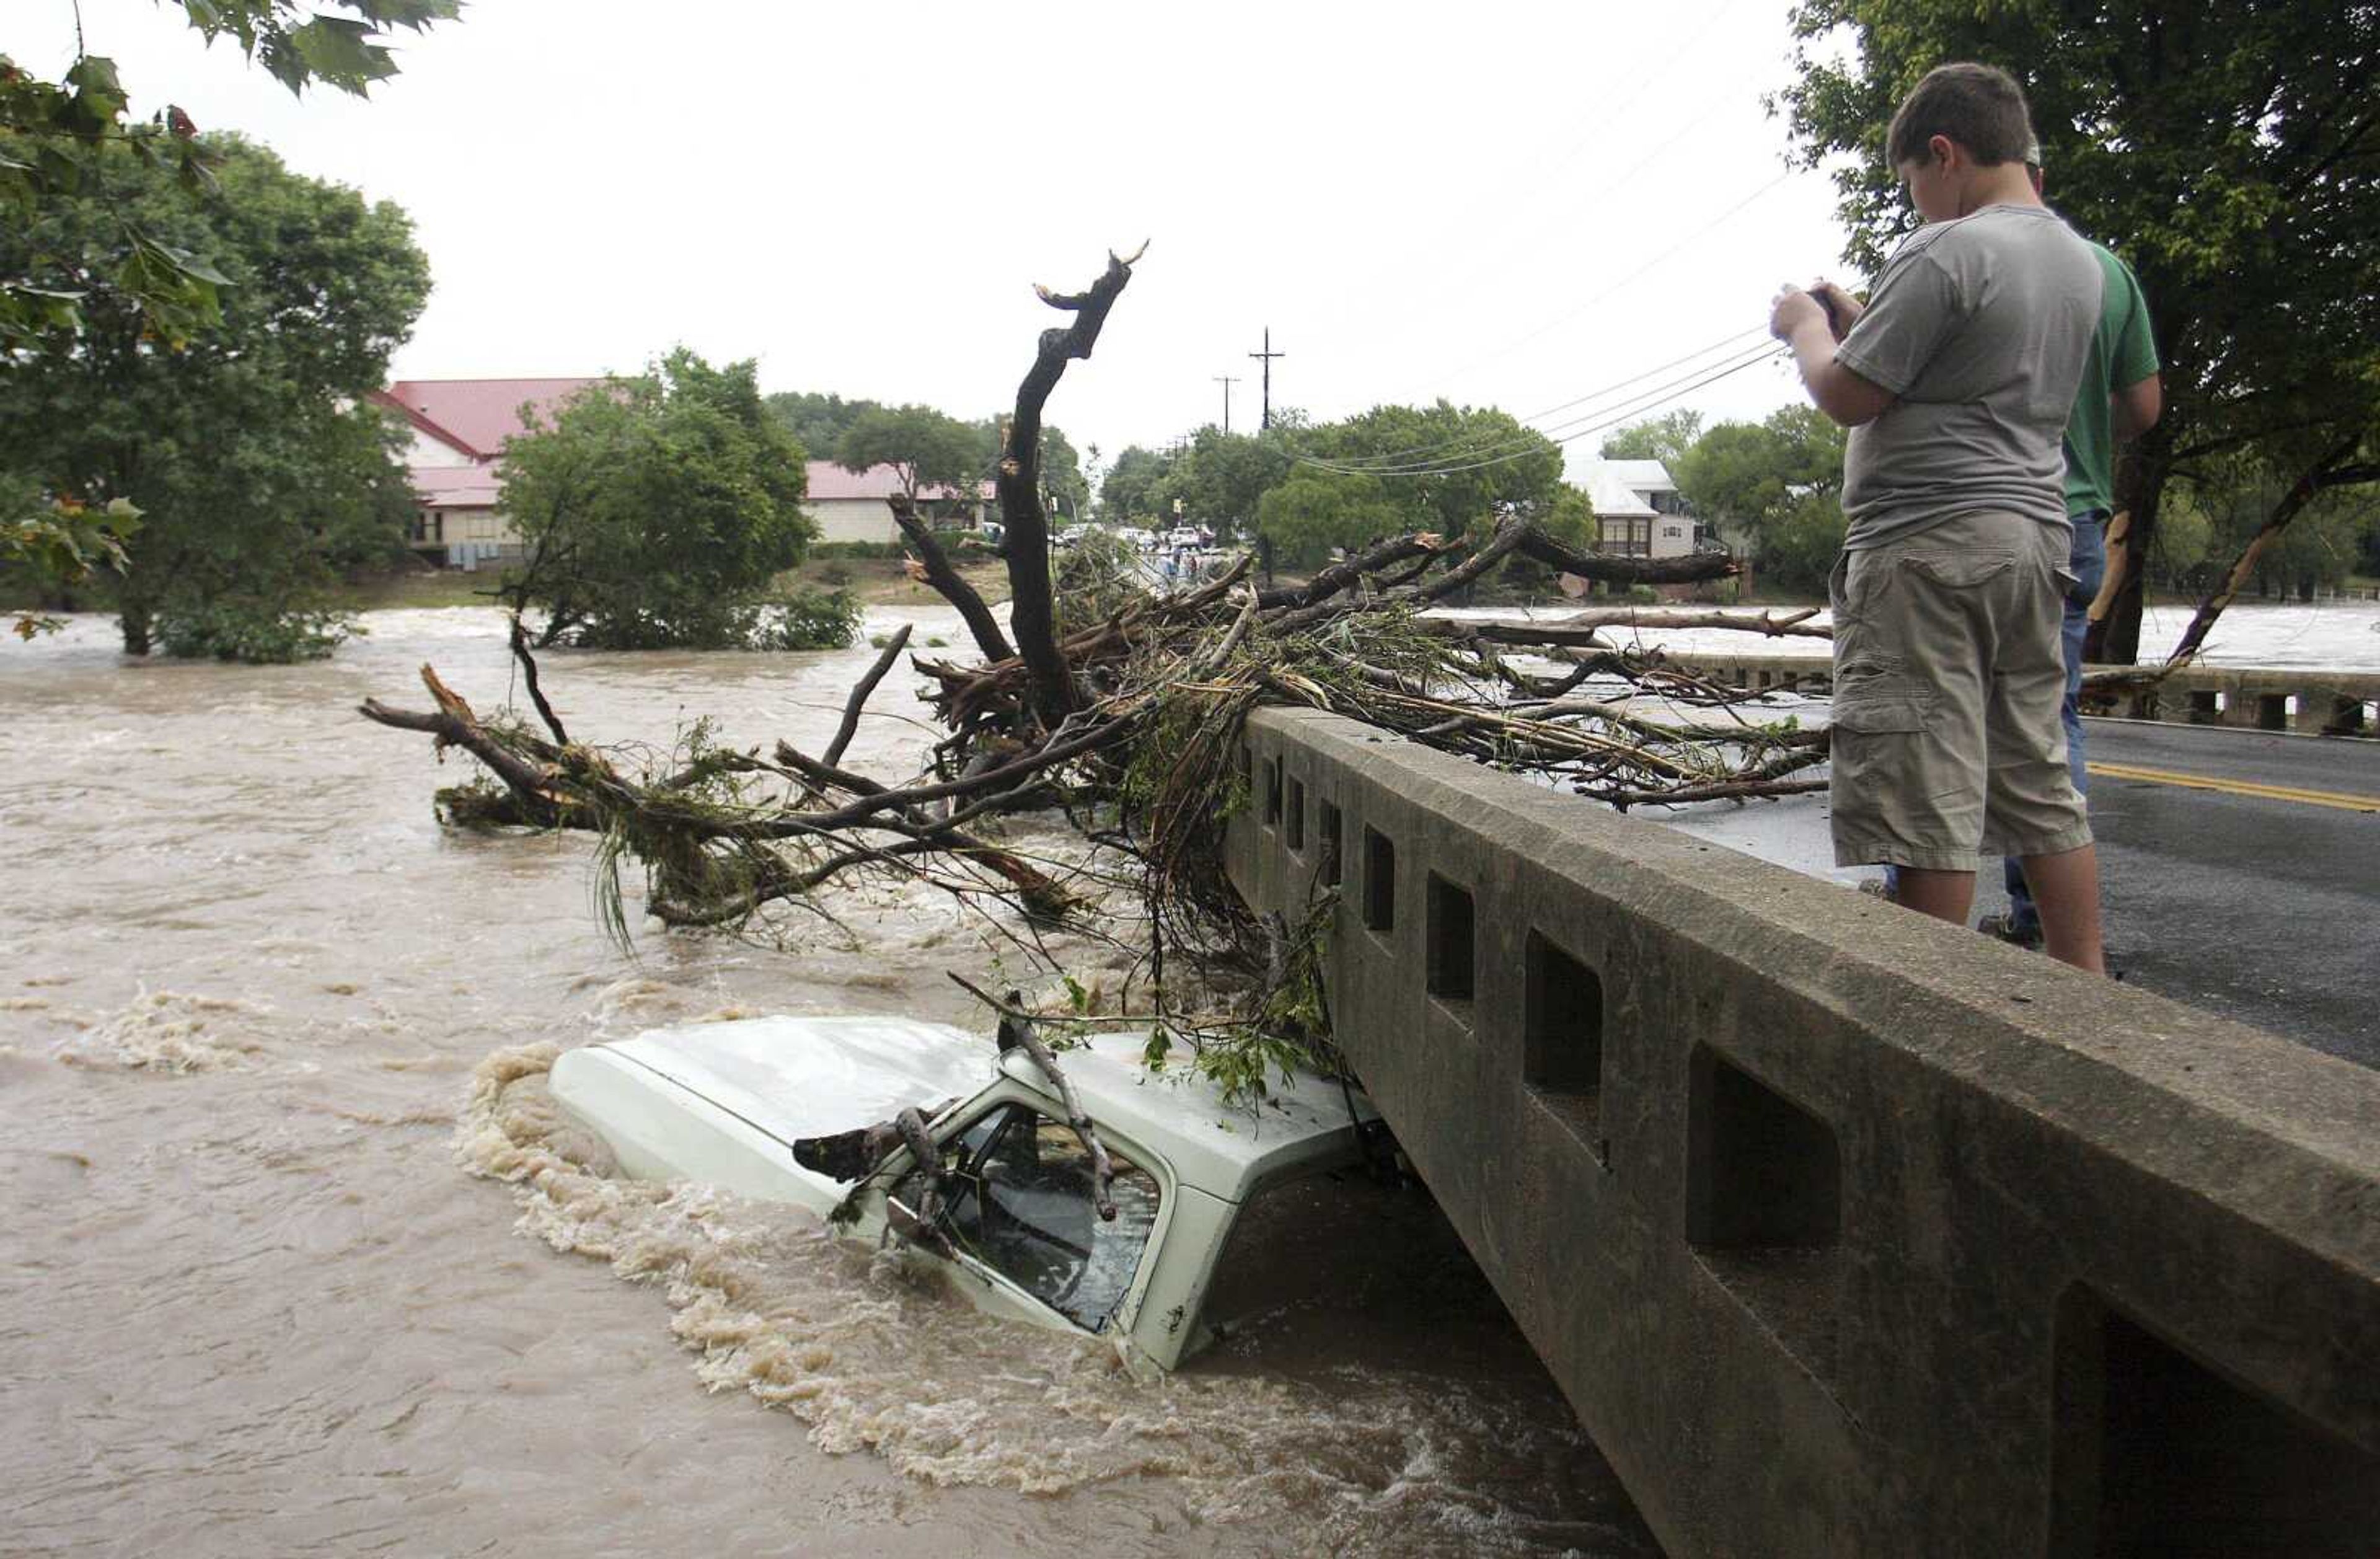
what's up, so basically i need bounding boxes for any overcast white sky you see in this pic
[31,1,1861,483]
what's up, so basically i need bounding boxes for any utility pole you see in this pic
[1248,327,1285,431]
[1213,375,1240,435]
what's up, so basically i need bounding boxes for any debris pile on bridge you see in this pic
[360,246,1836,1091]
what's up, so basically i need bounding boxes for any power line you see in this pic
[1411,166,1800,394]
[1315,324,1770,470]
[1298,342,1787,480]
[1301,337,1784,477]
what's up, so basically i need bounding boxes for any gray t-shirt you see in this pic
[1836,204,2102,547]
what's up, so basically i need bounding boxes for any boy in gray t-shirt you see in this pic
[1769,62,2109,974]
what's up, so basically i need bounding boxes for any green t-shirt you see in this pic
[2064,243,2161,518]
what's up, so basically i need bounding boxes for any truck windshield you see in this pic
[938,1104,1161,1332]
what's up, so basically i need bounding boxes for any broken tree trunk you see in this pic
[999,242,1147,730]
[889,496,1012,666]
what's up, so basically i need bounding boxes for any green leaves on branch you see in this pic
[1,2,457,352]
[4,493,140,639]
[1672,405,1847,596]
[177,2,461,97]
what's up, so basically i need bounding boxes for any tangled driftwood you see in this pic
[361,246,1845,1092]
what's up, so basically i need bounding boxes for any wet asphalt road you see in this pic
[2073,720,2380,1070]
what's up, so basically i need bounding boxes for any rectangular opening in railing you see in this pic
[2050,1290,2380,1559]
[1362,826,1395,933]
[1426,873,1476,1010]
[1525,931,1602,1146]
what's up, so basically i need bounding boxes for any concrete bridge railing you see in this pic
[1663,653,2379,737]
[1225,706,2380,1558]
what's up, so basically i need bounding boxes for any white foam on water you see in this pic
[56,989,272,1073]
[455,1043,1645,1553]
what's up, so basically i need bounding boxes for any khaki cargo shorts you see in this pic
[1827,510,2092,871]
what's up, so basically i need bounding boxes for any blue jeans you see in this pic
[1879,511,2104,924]
[2003,510,2105,930]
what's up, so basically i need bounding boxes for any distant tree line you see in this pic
[1096,404,1581,575]
[765,391,1091,526]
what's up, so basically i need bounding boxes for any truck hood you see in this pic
[589,1014,994,1152]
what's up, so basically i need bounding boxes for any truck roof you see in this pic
[581,1014,1368,1208]
[998,1030,1373,1204]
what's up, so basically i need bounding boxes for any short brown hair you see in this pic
[1886,63,2035,170]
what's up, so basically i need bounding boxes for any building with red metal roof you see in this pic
[371,376,997,565]
[369,378,604,568]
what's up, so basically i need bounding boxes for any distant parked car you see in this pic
[1164,526,1212,549]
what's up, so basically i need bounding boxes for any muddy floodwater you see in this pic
[1,609,1659,1558]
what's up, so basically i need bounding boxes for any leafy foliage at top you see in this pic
[1600,410,1705,468]
[1774,0,2380,655]
[501,350,820,650]
[836,404,981,501]
[0,135,431,658]
[0,1,457,351]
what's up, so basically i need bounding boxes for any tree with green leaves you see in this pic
[764,389,876,460]
[1673,404,1848,595]
[1154,426,1300,540]
[0,135,430,657]
[1600,410,1704,468]
[2,1,458,352]
[1305,401,1563,540]
[1254,469,1407,570]
[1776,0,2380,661]
[835,402,982,519]
[501,350,816,650]
[1098,444,1175,524]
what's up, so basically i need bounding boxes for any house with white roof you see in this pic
[1580,458,1695,560]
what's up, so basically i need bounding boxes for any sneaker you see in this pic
[1858,877,1897,904]
[1977,911,2043,950]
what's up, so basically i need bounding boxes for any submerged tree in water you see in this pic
[0,136,430,659]
[499,350,819,650]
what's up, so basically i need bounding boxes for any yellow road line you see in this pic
[2087,761,2380,813]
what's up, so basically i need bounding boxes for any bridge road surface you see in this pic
[2079,719,2378,1070]
[1651,717,2380,1072]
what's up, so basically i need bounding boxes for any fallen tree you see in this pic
[361,245,1831,1096]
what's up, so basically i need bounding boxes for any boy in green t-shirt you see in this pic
[1982,157,2163,946]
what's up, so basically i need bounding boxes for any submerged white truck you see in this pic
[550,1015,1379,1374]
